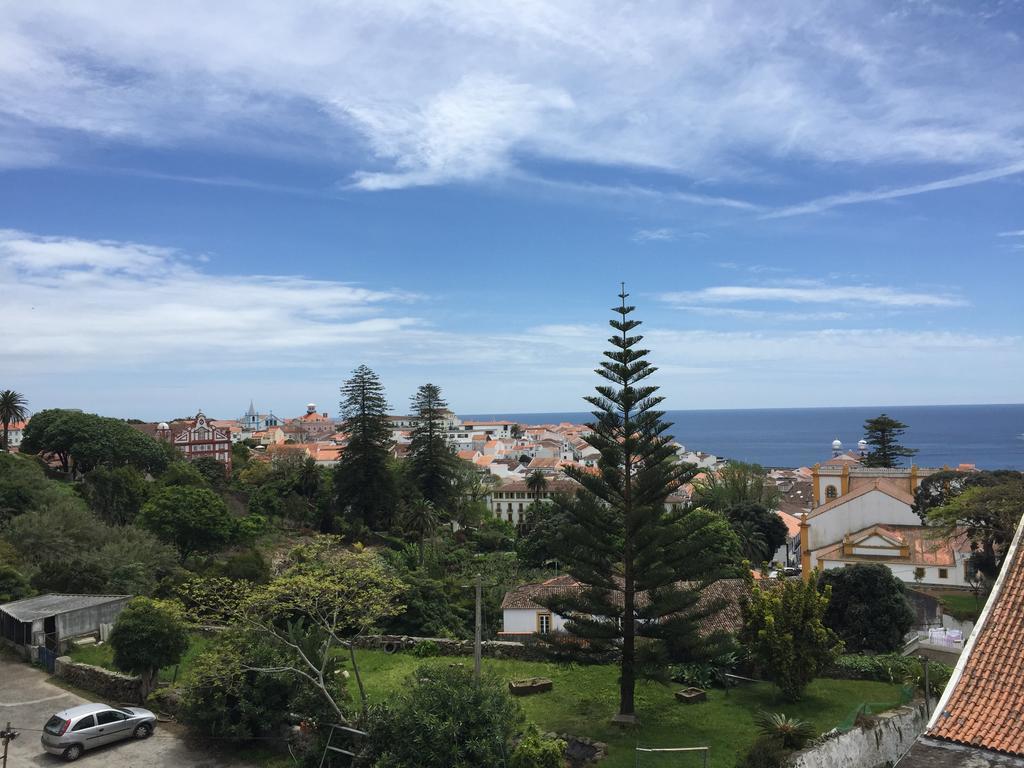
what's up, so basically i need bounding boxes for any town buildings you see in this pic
[155,411,233,473]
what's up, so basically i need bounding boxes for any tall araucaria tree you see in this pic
[406,383,459,511]
[0,390,29,452]
[862,413,917,468]
[334,365,397,531]
[541,287,741,725]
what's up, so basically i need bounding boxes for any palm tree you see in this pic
[0,390,28,452]
[401,498,439,567]
[733,519,769,565]
[526,469,548,499]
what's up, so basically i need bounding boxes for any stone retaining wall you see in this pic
[352,634,552,661]
[788,702,927,768]
[54,656,145,704]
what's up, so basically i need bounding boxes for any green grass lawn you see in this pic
[68,634,212,684]
[354,650,905,768]
[936,591,983,622]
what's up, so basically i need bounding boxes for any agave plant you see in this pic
[755,710,816,749]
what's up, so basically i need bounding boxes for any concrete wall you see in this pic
[789,702,927,768]
[54,657,145,704]
[56,598,131,646]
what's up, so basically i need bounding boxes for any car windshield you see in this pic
[43,715,65,736]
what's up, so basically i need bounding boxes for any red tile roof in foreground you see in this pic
[928,513,1024,756]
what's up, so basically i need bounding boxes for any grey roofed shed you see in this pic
[0,593,131,650]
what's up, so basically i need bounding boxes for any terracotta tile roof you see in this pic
[927,514,1024,756]
[809,477,915,518]
[457,450,479,460]
[816,524,962,567]
[822,452,863,466]
[775,510,803,538]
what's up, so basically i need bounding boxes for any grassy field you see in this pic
[70,638,905,767]
[936,591,983,622]
[68,634,213,685]
[355,650,905,768]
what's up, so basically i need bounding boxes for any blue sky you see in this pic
[2,1,1023,420]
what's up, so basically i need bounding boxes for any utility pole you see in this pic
[922,656,931,716]
[474,573,482,684]
[1,721,18,768]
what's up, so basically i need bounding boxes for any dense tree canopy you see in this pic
[137,485,236,562]
[819,564,915,652]
[20,409,171,475]
[81,464,149,525]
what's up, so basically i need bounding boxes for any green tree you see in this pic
[526,469,548,498]
[191,456,228,489]
[0,565,33,602]
[691,461,779,511]
[407,383,460,512]
[862,414,917,468]
[0,389,29,452]
[540,288,741,723]
[0,452,80,524]
[510,725,565,768]
[516,500,568,568]
[157,460,209,488]
[818,564,914,652]
[334,365,397,531]
[727,502,789,565]
[362,664,523,768]
[137,486,236,562]
[741,572,843,700]
[927,479,1024,580]
[20,409,170,475]
[81,465,149,525]
[109,597,189,697]
[401,498,440,567]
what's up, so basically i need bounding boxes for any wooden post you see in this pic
[922,656,930,716]
[1,721,18,768]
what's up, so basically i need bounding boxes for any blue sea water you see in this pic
[463,404,1024,470]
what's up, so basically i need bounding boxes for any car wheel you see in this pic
[133,723,153,739]
[62,744,83,762]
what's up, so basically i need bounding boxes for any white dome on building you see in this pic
[831,438,843,451]
[158,422,169,430]
[858,439,868,451]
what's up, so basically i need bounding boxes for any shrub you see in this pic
[755,711,815,749]
[510,725,565,768]
[827,653,953,698]
[818,564,915,652]
[411,640,440,657]
[740,572,843,700]
[735,735,791,768]
[361,664,523,767]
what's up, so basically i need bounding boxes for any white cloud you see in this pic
[633,228,677,242]
[764,162,1024,219]
[998,229,1024,237]
[661,282,967,308]
[1,1,1022,196]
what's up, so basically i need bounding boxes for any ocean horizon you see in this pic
[463,403,1024,470]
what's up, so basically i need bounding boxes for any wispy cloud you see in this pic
[2,2,1022,195]
[661,282,967,308]
[633,228,677,242]
[764,161,1024,219]
[998,229,1024,237]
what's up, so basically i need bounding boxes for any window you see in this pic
[537,612,552,634]
[507,512,512,522]
[72,716,95,731]
[825,485,838,500]
[518,503,523,512]
[939,568,948,579]
[96,711,125,725]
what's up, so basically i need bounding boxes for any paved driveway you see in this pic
[0,655,255,767]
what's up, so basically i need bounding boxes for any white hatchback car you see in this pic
[41,702,156,761]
